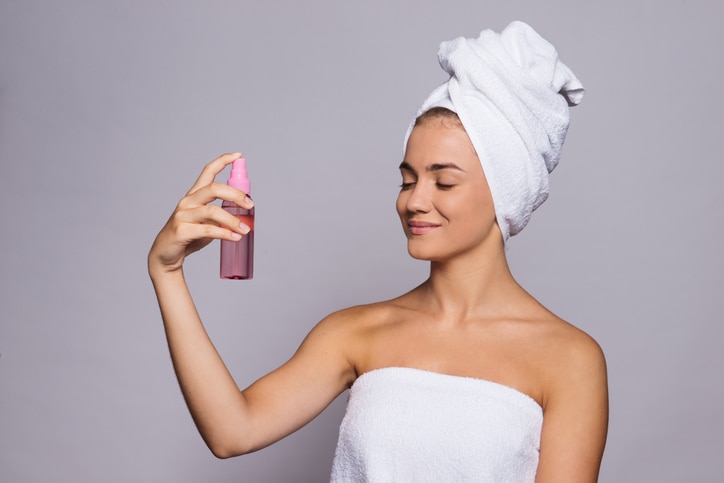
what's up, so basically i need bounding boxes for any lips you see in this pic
[407,220,441,235]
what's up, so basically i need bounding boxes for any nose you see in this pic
[405,182,432,214]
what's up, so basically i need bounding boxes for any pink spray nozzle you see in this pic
[227,157,251,194]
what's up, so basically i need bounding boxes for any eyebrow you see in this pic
[398,161,465,173]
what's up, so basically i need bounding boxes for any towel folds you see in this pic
[405,21,584,241]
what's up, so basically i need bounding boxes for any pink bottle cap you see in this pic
[227,157,250,195]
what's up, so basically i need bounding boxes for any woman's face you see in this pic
[396,121,498,262]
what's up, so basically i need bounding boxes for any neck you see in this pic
[419,231,522,319]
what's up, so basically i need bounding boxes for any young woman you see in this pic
[149,21,608,482]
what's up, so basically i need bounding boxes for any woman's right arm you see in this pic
[148,153,355,458]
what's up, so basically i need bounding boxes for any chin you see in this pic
[406,242,447,262]
[408,250,432,261]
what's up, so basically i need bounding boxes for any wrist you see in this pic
[148,256,184,283]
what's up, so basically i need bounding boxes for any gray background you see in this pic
[1,1,722,482]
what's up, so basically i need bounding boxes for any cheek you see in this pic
[444,191,495,229]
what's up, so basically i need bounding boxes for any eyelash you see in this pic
[399,182,455,190]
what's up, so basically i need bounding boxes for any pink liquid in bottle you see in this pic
[220,158,254,280]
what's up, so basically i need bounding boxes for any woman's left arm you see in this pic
[535,334,609,483]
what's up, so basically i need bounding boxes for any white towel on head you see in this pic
[404,21,584,241]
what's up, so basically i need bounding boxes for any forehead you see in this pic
[402,123,482,174]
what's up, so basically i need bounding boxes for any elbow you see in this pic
[208,442,245,459]
[202,414,259,458]
[207,437,255,459]
[210,447,237,460]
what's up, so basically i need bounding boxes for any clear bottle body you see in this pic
[220,200,254,280]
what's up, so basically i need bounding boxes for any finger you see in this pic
[177,221,247,244]
[176,203,252,236]
[186,152,242,195]
[180,182,255,211]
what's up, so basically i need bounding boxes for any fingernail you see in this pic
[230,232,242,240]
[239,223,251,234]
[245,196,254,207]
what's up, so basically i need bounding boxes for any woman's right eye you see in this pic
[399,181,415,190]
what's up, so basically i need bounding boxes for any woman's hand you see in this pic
[148,152,255,277]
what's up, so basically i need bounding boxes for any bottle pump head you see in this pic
[227,157,251,195]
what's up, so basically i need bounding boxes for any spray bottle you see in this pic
[220,157,254,279]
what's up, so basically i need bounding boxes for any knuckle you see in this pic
[168,209,185,227]
[171,221,187,239]
[200,203,218,219]
[202,223,220,239]
[176,198,189,211]
[176,194,196,210]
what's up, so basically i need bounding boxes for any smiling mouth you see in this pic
[407,221,441,235]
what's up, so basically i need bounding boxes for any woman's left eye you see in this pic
[436,183,455,190]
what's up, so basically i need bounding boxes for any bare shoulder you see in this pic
[552,317,605,369]
[541,316,605,364]
[313,297,409,332]
[531,314,607,408]
[306,298,412,377]
[533,315,609,481]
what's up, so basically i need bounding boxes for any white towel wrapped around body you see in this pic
[404,21,584,241]
[330,367,543,483]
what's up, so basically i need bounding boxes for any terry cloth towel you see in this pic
[404,21,584,241]
[330,367,543,483]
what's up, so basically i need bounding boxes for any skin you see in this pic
[148,122,608,481]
